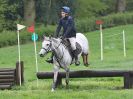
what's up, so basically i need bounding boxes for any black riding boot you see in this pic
[46,53,54,63]
[73,50,80,66]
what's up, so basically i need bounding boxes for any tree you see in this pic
[116,0,126,13]
[24,0,36,26]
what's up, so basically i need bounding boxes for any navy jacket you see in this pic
[55,16,76,38]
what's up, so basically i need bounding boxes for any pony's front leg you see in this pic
[51,65,59,92]
[65,68,70,88]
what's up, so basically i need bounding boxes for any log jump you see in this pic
[37,70,133,89]
[0,61,24,90]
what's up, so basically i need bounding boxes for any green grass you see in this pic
[0,25,133,99]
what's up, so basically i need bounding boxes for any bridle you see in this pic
[41,40,52,54]
[41,39,65,67]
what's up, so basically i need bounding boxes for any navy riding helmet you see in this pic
[61,6,70,13]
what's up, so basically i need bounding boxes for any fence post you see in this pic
[15,61,24,85]
[124,72,132,89]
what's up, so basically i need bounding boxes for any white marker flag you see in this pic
[17,24,26,31]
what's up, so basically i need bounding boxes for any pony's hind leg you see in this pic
[82,53,89,66]
[82,54,86,65]
[85,54,89,66]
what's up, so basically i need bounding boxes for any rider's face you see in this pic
[61,12,66,18]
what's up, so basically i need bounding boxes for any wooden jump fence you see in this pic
[0,61,24,90]
[37,70,133,89]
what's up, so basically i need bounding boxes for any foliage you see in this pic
[1,12,133,47]
[75,0,108,18]
[0,0,7,31]
[1,0,133,31]
[126,0,133,11]
[0,0,23,31]
[101,0,133,14]
[35,0,75,25]
[76,12,133,33]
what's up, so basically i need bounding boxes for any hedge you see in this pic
[76,12,133,33]
[0,25,56,48]
[1,12,133,47]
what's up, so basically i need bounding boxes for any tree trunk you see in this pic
[24,0,36,26]
[116,0,126,13]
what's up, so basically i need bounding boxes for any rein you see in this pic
[52,41,65,67]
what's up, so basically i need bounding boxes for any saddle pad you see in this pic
[61,39,82,57]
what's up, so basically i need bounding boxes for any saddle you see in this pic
[61,39,82,59]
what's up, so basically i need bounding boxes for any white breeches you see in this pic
[68,37,76,50]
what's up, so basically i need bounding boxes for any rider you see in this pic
[46,6,79,65]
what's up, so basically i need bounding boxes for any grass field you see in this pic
[0,25,133,99]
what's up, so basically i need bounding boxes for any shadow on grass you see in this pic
[57,84,124,92]
[57,80,124,91]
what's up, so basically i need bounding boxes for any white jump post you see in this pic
[122,30,126,57]
[28,25,39,87]
[100,24,103,61]
[33,32,39,87]
[17,24,26,86]
[96,20,104,61]
[17,30,22,86]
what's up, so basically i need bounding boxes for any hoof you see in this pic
[75,61,80,66]
[51,88,55,92]
[84,63,90,67]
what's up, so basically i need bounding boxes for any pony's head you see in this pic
[39,36,52,57]
[39,36,61,57]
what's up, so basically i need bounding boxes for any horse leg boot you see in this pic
[46,53,54,63]
[73,50,80,66]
